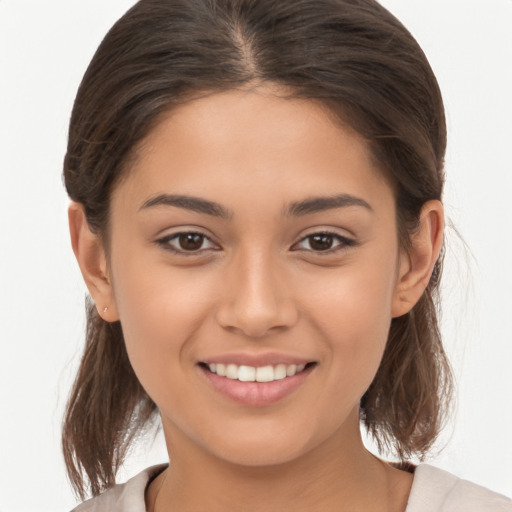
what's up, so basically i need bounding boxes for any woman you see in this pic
[62,0,511,510]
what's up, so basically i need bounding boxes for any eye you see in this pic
[157,232,218,254]
[293,231,355,253]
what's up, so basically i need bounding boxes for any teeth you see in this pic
[226,364,238,379]
[205,362,309,382]
[238,365,256,382]
[286,364,297,377]
[274,364,287,380]
[255,365,274,382]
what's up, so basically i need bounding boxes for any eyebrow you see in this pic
[140,192,373,218]
[140,194,233,218]
[285,194,373,216]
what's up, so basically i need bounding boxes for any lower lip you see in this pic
[199,365,315,406]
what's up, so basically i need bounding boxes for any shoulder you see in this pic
[70,464,168,512]
[406,464,512,512]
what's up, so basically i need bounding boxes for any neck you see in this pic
[148,413,413,512]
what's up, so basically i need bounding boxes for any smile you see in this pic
[205,362,307,382]
[199,360,316,406]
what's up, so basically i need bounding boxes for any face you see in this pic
[106,87,407,467]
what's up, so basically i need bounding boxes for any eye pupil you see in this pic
[179,233,203,250]
[309,234,333,251]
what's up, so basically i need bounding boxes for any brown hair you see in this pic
[63,0,452,499]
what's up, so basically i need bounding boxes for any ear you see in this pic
[68,202,119,322]
[392,200,444,318]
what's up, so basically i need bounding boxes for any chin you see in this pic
[194,416,339,469]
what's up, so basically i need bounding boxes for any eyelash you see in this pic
[292,231,356,254]
[156,231,219,255]
[156,230,356,256]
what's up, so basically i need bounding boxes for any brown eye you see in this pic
[157,231,217,254]
[293,231,355,253]
[308,234,334,251]
[178,233,205,251]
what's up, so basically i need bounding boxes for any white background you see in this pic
[1,1,511,510]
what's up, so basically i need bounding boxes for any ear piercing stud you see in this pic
[103,306,108,313]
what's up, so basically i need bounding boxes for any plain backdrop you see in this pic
[1,1,511,510]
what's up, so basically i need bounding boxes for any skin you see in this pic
[70,86,443,512]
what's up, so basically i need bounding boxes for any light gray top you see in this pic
[71,463,512,511]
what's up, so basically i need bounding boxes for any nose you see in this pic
[215,250,299,338]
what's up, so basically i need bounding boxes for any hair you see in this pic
[62,0,453,500]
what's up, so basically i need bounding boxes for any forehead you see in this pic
[113,86,394,215]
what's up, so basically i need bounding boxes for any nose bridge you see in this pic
[216,245,297,337]
[238,248,278,310]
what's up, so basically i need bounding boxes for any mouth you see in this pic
[197,361,317,406]
[199,361,316,383]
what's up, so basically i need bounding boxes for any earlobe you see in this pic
[68,202,119,322]
[391,200,444,318]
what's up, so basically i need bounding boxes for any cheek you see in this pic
[109,250,216,393]
[300,256,398,392]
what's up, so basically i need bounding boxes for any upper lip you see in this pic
[200,352,314,367]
